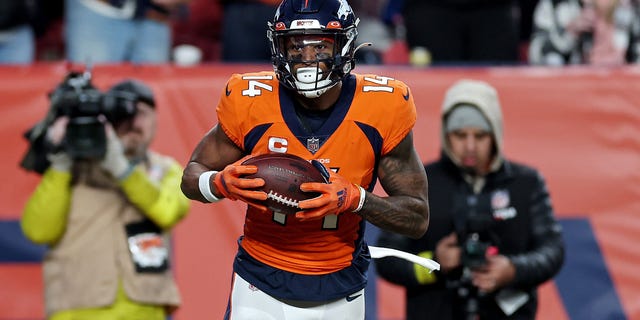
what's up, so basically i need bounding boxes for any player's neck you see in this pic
[295,83,342,112]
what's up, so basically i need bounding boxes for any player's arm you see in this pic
[360,131,429,239]
[298,131,429,238]
[181,125,267,209]
[181,124,244,203]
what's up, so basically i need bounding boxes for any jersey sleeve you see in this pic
[216,73,244,148]
[216,71,280,151]
[349,74,418,156]
[383,79,417,155]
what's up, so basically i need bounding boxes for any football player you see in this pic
[181,0,430,318]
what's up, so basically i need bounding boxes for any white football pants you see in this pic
[228,273,365,320]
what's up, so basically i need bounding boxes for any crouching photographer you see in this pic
[20,71,189,319]
[375,79,565,320]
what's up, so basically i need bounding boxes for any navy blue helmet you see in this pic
[268,0,359,98]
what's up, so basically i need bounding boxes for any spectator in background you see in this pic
[65,0,190,64]
[375,79,565,320]
[221,0,279,62]
[21,76,190,319]
[398,0,521,65]
[31,0,66,61]
[171,0,223,62]
[529,0,640,65]
[0,0,36,64]
[518,0,542,59]
[349,0,392,64]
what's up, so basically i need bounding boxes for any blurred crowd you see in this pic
[0,0,638,66]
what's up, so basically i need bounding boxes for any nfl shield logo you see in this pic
[307,137,320,154]
[491,189,510,209]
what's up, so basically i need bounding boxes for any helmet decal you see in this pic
[327,21,341,29]
[336,0,352,20]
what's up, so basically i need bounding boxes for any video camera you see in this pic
[451,193,498,270]
[460,213,497,270]
[49,69,138,159]
[448,193,499,320]
[20,68,139,173]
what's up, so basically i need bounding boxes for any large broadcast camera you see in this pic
[20,68,138,173]
[448,193,499,320]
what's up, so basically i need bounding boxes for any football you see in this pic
[242,153,327,214]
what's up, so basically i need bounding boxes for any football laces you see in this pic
[267,190,299,208]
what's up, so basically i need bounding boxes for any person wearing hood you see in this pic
[375,79,565,320]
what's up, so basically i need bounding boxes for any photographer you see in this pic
[375,79,565,320]
[20,76,190,319]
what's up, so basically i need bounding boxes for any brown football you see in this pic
[242,153,327,214]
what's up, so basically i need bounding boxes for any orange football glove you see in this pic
[297,161,363,221]
[213,155,268,211]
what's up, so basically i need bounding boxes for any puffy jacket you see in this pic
[376,154,565,319]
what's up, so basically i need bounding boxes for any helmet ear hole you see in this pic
[269,0,359,97]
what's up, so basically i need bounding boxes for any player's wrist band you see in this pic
[353,185,366,213]
[199,171,222,203]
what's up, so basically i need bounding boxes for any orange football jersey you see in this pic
[217,71,416,276]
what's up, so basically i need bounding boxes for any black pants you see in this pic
[403,2,520,65]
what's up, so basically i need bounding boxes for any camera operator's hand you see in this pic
[435,232,462,273]
[471,255,516,294]
[47,152,72,172]
[46,117,68,146]
[100,124,131,179]
[46,117,72,172]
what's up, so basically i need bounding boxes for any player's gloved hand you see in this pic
[100,124,131,179]
[297,160,363,221]
[45,117,72,172]
[213,155,268,211]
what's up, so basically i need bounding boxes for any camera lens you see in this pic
[65,117,107,159]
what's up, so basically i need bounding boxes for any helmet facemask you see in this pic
[268,0,359,98]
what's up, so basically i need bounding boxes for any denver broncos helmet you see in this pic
[268,0,359,98]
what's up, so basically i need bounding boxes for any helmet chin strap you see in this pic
[294,67,336,98]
